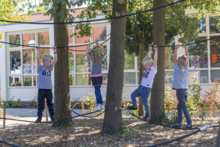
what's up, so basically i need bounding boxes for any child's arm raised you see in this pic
[184,44,189,66]
[174,44,180,65]
[96,40,105,54]
[148,45,152,57]
[153,45,158,68]
[36,46,41,68]
[86,42,91,56]
[51,46,57,67]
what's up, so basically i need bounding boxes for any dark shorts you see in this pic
[91,76,102,86]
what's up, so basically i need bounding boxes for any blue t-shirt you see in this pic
[88,53,104,76]
[38,65,53,89]
[172,64,188,89]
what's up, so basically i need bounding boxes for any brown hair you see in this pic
[88,50,102,63]
[178,54,188,66]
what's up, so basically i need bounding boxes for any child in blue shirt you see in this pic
[172,44,193,129]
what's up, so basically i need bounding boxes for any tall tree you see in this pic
[102,0,127,134]
[42,0,77,126]
[150,0,166,121]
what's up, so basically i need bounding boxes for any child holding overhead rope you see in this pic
[172,44,193,129]
[86,40,105,111]
[127,45,158,121]
[35,46,57,123]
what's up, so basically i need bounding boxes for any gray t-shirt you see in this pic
[38,65,53,89]
[172,64,188,89]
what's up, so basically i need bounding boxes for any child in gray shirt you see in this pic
[172,44,193,129]
[35,46,57,123]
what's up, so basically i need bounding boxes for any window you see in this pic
[9,76,22,86]
[9,31,50,87]
[211,70,220,82]
[10,51,21,74]
[9,34,20,48]
[76,74,91,85]
[188,70,208,84]
[68,29,73,44]
[209,16,220,34]
[75,30,90,44]
[188,37,208,69]
[76,46,89,73]
[93,26,107,41]
[199,17,206,33]
[23,49,36,74]
[38,32,49,45]
[210,36,220,67]
[22,33,35,47]
[124,51,135,70]
[165,71,174,84]
[124,73,136,84]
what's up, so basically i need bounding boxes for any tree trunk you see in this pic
[151,0,166,121]
[102,0,127,134]
[216,123,220,147]
[53,2,72,127]
[138,35,145,116]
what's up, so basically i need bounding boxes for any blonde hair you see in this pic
[178,54,188,66]
[142,56,153,65]
[42,54,53,61]
[88,50,102,63]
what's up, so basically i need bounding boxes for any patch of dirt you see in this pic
[0,116,219,147]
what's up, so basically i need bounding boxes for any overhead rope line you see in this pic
[0,34,110,51]
[0,0,185,24]
[124,34,220,48]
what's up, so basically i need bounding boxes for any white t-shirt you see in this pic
[141,66,157,88]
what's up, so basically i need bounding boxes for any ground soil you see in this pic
[0,116,219,147]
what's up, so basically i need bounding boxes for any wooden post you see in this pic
[45,101,48,122]
[3,107,6,129]
[81,100,85,115]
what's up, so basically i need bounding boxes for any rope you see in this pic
[0,141,20,147]
[0,110,102,123]
[146,121,219,147]
[0,34,110,50]
[146,129,200,147]
[129,111,219,130]
[0,0,185,25]
[124,34,220,48]
[66,104,104,118]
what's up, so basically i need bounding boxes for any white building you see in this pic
[0,7,220,102]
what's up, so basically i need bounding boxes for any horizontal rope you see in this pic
[66,104,104,117]
[146,121,219,147]
[124,34,220,48]
[146,129,200,147]
[0,34,110,50]
[129,112,219,130]
[0,0,185,24]
[0,140,20,147]
[0,109,102,123]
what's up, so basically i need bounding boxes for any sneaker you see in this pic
[93,105,101,111]
[183,124,194,130]
[172,123,182,129]
[142,115,150,121]
[50,116,57,122]
[101,104,105,110]
[127,106,137,110]
[35,116,42,123]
